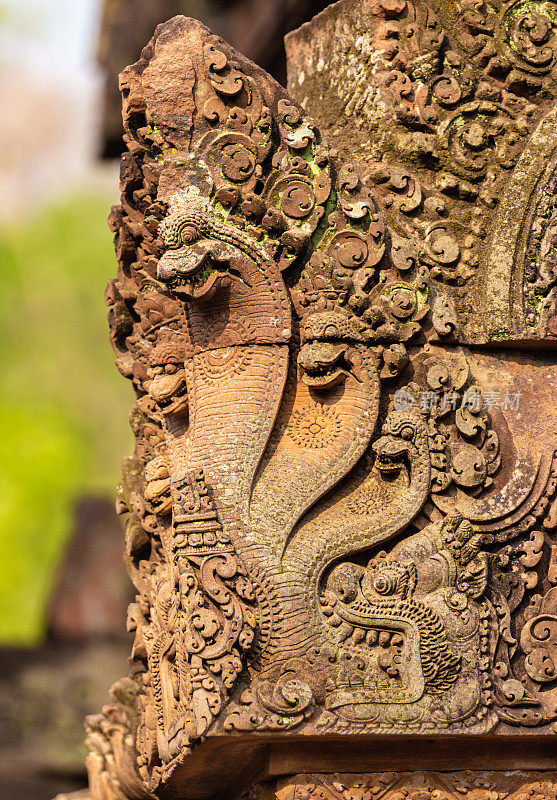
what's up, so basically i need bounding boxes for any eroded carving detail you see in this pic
[89,7,557,799]
[286,0,557,343]
[263,772,557,800]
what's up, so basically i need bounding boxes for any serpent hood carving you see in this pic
[94,8,557,798]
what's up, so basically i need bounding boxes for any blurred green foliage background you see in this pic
[0,192,132,645]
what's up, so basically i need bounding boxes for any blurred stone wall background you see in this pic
[0,2,331,798]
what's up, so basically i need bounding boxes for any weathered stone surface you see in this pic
[96,0,334,157]
[286,0,557,344]
[85,3,557,799]
[96,0,212,157]
[250,772,557,800]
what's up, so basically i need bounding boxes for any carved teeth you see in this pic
[169,271,231,301]
[302,367,348,389]
[375,452,405,473]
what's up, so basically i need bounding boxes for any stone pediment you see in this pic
[85,4,557,799]
[286,0,557,345]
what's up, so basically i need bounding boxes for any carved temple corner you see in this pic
[84,3,557,799]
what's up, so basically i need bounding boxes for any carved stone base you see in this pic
[56,769,557,800]
[252,773,557,800]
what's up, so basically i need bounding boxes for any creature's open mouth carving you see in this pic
[298,342,352,389]
[144,479,172,515]
[158,246,206,280]
[170,271,231,301]
[148,374,188,414]
[163,386,188,416]
[157,242,236,301]
[372,437,409,474]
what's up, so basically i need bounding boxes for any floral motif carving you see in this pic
[286,0,557,344]
[286,404,343,449]
[266,772,557,800]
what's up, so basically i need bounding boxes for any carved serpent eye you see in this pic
[180,225,199,245]
[400,425,414,441]
[373,574,398,595]
[324,323,340,338]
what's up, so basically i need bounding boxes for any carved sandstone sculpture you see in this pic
[86,4,557,799]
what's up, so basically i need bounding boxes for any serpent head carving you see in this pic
[298,311,368,389]
[157,203,238,301]
[297,341,351,389]
[372,410,428,476]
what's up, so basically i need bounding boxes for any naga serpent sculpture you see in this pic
[154,199,463,713]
